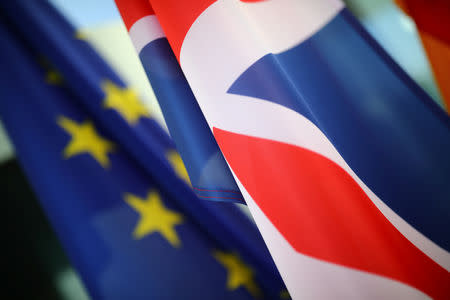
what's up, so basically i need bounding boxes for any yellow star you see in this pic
[102,80,150,124]
[213,250,262,298]
[125,190,183,247]
[74,30,88,41]
[46,69,63,85]
[58,117,114,168]
[280,289,291,299]
[38,57,63,85]
[166,150,191,184]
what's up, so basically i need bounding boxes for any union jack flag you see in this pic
[118,0,450,298]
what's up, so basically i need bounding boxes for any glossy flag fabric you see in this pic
[114,0,245,203]
[0,0,288,299]
[148,0,450,299]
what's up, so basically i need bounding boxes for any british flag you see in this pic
[121,0,449,298]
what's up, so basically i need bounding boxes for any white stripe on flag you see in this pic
[129,15,165,54]
[212,95,450,272]
[180,0,344,93]
[235,172,431,300]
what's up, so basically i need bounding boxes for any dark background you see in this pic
[2,160,81,299]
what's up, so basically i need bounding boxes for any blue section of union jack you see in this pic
[228,9,450,252]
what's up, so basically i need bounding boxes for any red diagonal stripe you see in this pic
[149,0,215,60]
[115,0,155,30]
[214,127,450,299]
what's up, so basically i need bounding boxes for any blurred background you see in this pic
[1,0,444,298]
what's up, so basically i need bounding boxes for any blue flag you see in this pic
[0,1,288,299]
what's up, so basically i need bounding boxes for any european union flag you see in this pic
[0,1,288,299]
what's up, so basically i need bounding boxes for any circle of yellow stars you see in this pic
[56,114,267,298]
[48,59,279,297]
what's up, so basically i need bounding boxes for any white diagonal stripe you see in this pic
[129,15,165,54]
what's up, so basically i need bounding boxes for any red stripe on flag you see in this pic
[214,127,450,299]
[149,0,215,60]
[115,0,155,30]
